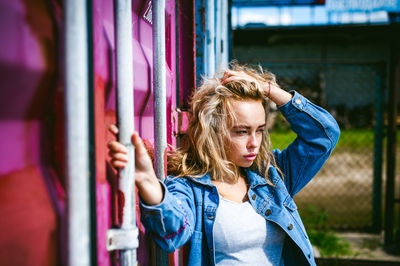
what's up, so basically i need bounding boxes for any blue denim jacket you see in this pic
[140,92,340,265]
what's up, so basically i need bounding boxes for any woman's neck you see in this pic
[212,175,249,203]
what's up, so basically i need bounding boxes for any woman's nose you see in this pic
[247,133,258,149]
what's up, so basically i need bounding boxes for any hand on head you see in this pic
[220,69,272,93]
[220,68,287,103]
[221,70,257,85]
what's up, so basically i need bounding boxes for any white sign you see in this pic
[143,1,153,24]
[326,0,400,12]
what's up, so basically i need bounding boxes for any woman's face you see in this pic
[225,99,266,168]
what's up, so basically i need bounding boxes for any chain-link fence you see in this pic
[264,62,387,230]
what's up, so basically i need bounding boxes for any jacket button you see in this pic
[265,209,272,216]
[288,224,293,230]
[251,194,256,200]
[295,98,301,105]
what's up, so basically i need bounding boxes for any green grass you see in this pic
[270,131,296,151]
[335,129,374,150]
[309,230,353,257]
[300,205,354,257]
[270,129,378,152]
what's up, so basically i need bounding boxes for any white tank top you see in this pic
[214,196,285,266]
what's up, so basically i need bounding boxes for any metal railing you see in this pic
[106,0,138,265]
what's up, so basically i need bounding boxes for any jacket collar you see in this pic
[186,173,214,188]
[186,168,274,188]
[245,168,269,187]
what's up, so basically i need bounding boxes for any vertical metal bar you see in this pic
[372,73,384,233]
[206,0,215,76]
[115,0,136,264]
[153,0,167,182]
[221,0,229,70]
[153,1,169,265]
[215,0,228,72]
[384,44,399,246]
[86,0,98,264]
[228,0,233,62]
[215,0,222,72]
[65,0,91,265]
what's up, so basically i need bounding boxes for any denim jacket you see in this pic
[140,92,340,265]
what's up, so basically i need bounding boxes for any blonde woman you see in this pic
[108,64,340,266]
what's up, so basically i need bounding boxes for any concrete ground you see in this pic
[318,232,400,262]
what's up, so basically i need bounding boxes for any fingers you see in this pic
[221,70,256,85]
[110,159,127,169]
[221,70,238,81]
[108,131,146,155]
[107,131,152,170]
[107,140,128,154]
[109,151,128,169]
[108,151,128,162]
[109,124,119,136]
[221,76,243,85]
[221,71,237,85]
[131,132,148,156]
[107,140,128,169]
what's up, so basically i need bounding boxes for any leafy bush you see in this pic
[300,204,354,257]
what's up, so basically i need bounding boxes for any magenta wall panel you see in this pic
[0,0,182,264]
[94,0,177,265]
[0,1,60,265]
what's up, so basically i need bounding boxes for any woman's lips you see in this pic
[244,154,257,160]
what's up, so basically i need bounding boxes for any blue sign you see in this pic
[326,0,400,12]
[232,0,325,7]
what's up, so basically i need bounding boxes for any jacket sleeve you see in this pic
[273,91,340,197]
[139,176,196,252]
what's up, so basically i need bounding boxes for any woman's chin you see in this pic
[237,161,254,168]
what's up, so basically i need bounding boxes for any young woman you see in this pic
[108,65,340,265]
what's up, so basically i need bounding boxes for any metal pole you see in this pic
[228,0,233,62]
[206,0,215,76]
[153,0,167,182]
[215,0,222,72]
[221,0,229,69]
[153,1,169,265]
[113,0,138,264]
[215,0,228,71]
[384,41,399,246]
[65,0,91,265]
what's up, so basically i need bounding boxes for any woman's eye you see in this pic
[235,130,247,135]
[257,128,265,134]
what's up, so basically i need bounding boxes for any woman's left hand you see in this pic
[221,70,267,89]
[220,69,292,106]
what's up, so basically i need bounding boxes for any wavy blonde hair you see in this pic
[168,63,281,183]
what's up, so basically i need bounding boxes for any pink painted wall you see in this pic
[94,0,178,264]
[0,0,60,265]
[0,0,180,265]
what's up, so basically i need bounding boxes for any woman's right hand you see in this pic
[107,124,164,205]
